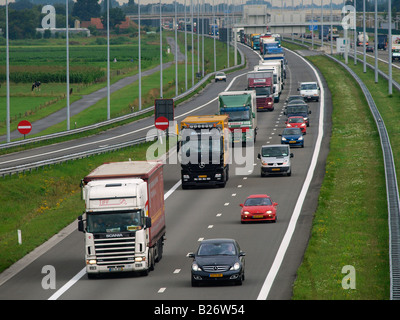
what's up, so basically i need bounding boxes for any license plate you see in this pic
[289,141,296,143]
[253,215,264,218]
[109,267,123,272]
[198,175,207,178]
[210,273,223,277]
[272,168,281,171]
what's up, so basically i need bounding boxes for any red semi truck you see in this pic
[78,160,166,278]
[247,71,274,111]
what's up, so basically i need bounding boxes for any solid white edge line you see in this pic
[256,48,325,300]
[48,267,87,300]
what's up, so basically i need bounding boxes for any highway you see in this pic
[0,44,332,300]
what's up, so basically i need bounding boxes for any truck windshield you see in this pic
[87,210,143,233]
[254,87,271,96]
[180,129,223,154]
[220,109,251,121]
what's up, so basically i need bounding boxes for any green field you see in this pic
[282,42,392,299]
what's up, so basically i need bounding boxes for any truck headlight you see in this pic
[86,259,97,265]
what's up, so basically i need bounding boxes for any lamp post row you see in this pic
[3,0,395,142]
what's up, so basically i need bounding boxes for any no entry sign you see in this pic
[155,116,169,131]
[17,120,32,135]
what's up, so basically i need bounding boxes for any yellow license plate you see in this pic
[272,168,281,171]
[289,141,296,143]
[253,215,264,218]
[209,273,223,277]
[198,175,207,178]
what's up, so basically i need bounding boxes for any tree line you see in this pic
[0,0,127,40]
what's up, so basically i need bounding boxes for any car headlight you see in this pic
[192,263,201,271]
[230,262,240,271]
[266,210,273,214]
[281,137,287,141]
[298,136,303,140]
[243,211,250,215]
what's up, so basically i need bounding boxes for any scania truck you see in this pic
[247,70,274,111]
[78,160,166,278]
[179,115,230,188]
[218,90,258,145]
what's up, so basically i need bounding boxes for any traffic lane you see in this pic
[0,228,84,300]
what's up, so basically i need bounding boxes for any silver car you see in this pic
[257,144,293,177]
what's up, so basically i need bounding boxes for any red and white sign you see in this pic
[155,116,169,131]
[17,120,32,135]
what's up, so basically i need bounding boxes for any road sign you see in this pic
[17,120,32,135]
[155,116,169,131]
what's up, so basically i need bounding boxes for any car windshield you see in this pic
[197,242,237,256]
[261,146,289,157]
[288,100,306,105]
[287,106,308,113]
[300,83,318,90]
[87,210,142,233]
[283,128,302,135]
[289,117,304,123]
[244,197,272,206]
[287,96,303,102]
[216,72,225,77]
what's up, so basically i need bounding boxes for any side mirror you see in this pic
[239,251,246,257]
[257,153,261,159]
[78,215,85,232]
[239,204,244,207]
[290,153,294,158]
[187,252,195,258]
[273,202,278,206]
[297,88,299,91]
[145,217,152,228]
[279,134,282,136]
[309,110,312,114]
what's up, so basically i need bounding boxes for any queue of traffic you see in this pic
[75,35,320,287]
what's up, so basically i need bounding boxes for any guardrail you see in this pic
[0,135,157,178]
[0,47,245,151]
[283,38,400,300]
[326,54,400,300]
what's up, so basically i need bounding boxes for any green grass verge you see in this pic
[283,43,390,299]
[0,139,170,273]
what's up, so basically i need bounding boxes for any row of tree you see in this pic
[0,0,127,40]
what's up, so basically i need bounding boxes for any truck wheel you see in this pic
[149,248,155,271]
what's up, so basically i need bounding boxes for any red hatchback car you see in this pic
[285,116,307,134]
[240,194,278,223]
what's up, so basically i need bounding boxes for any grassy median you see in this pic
[286,46,390,299]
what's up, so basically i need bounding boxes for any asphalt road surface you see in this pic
[0,43,332,301]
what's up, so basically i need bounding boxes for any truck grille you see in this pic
[94,236,136,265]
[202,265,230,272]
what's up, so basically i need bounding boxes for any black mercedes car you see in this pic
[188,238,245,286]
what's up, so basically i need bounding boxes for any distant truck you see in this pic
[78,161,166,278]
[392,35,400,62]
[179,115,230,188]
[218,91,258,145]
[247,70,274,111]
[357,32,369,46]
[257,60,284,102]
[378,34,387,50]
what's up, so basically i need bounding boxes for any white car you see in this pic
[258,144,293,177]
[215,72,227,82]
[298,81,320,102]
